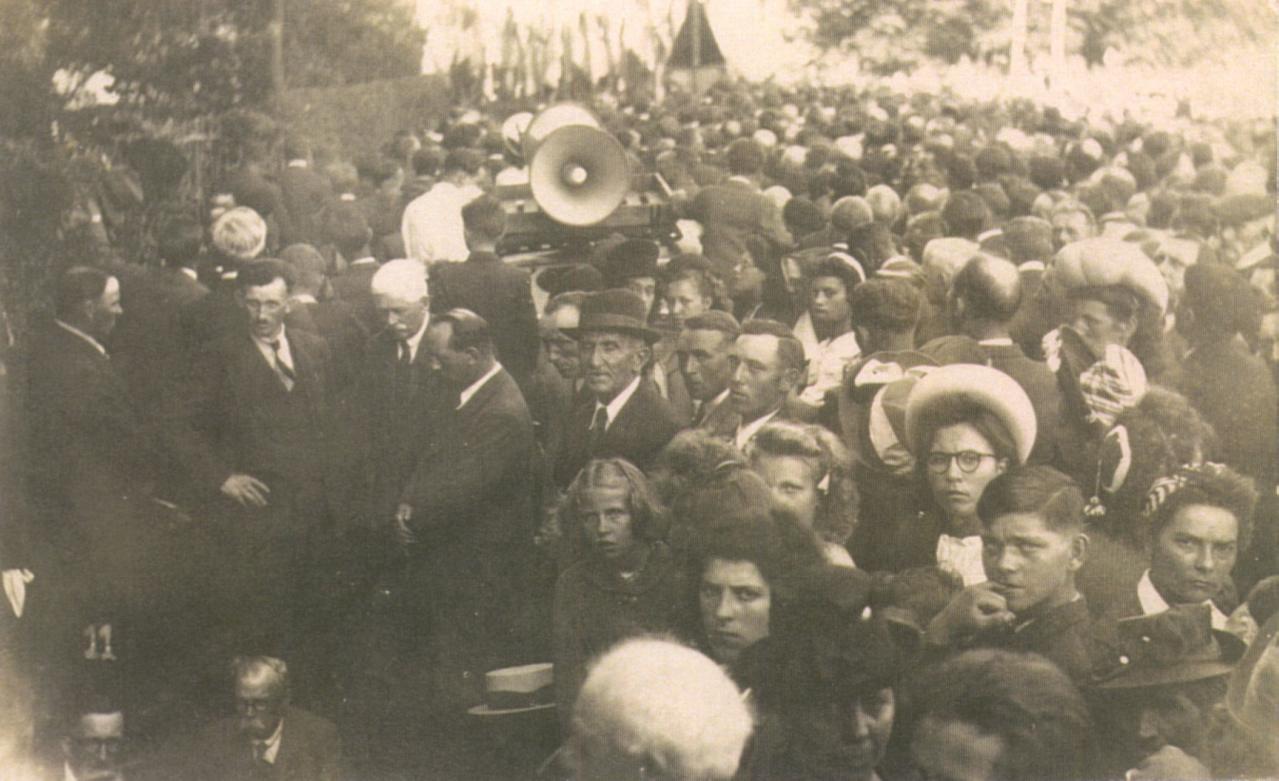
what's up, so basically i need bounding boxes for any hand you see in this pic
[220,474,270,508]
[394,504,418,545]
[1126,745,1211,780]
[926,582,1015,646]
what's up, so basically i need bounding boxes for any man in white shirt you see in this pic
[727,320,805,451]
[400,149,483,264]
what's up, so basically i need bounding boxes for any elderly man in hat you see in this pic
[553,289,682,487]
[1089,604,1247,779]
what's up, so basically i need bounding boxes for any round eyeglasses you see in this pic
[926,451,997,474]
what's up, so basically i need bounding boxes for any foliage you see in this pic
[0,0,426,139]
[791,0,1275,72]
[283,0,425,89]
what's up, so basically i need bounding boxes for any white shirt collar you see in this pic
[399,314,430,362]
[253,717,285,764]
[734,408,781,451]
[63,762,79,781]
[978,337,1014,347]
[179,266,199,281]
[1137,570,1229,629]
[287,159,308,169]
[290,293,318,305]
[727,175,754,187]
[457,362,502,409]
[55,319,108,357]
[339,192,357,202]
[350,256,377,266]
[594,375,642,432]
[705,387,731,414]
[252,326,293,371]
[935,534,988,587]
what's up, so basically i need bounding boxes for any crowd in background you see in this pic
[0,77,1277,780]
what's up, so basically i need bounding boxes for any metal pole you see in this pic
[690,0,702,97]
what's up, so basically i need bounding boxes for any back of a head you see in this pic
[283,134,311,162]
[434,307,494,354]
[461,194,506,242]
[157,213,204,267]
[953,254,1022,323]
[211,206,267,263]
[55,266,111,322]
[326,202,372,257]
[850,278,921,335]
[726,138,765,177]
[572,638,753,781]
[280,244,327,295]
[830,196,874,235]
[1002,216,1053,263]
[941,191,991,239]
[911,648,1093,781]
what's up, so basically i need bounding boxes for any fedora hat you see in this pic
[468,663,556,716]
[563,289,661,343]
[1092,603,1246,689]
[904,363,1038,465]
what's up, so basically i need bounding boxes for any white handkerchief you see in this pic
[3,569,34,618]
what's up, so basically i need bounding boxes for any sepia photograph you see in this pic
[0,0,1275,778]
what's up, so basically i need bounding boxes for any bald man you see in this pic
[924,254,1061,464]
[185,656,341,781]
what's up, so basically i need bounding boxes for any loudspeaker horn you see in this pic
[529,124,630,227]
[522,102,600,160]
[501,112,534,160]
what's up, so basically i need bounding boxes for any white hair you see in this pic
[210,206,267,262]
[370,258,429,301]
[572,638,753,781]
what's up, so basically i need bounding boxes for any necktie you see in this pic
[270,340,295,391]
[588,406,609,454]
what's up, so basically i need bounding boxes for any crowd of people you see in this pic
[0,77,1277,780]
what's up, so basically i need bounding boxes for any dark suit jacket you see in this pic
[429,252,540,381]
[983,598,1095,683]
[114,267,209,407]
[183,705,341,781]
[554,379,682,487]
[279,164,334,246]
[162,327,336,523]
[357,329,448,526]
[285,298,365,394]
[179,281,246,353]
[24,323,162,613]
[1180,336,1278,491]
[687,179,792,282]
[400,367,535,547]
[330,260,378,307]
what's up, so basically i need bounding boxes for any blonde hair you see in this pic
[572,637,753,781]
[210,206,267,262]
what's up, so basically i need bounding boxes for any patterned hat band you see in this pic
[1141,462,1230,519]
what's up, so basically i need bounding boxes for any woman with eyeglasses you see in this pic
[870,364,1037,584]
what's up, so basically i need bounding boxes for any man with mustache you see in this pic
[184,656,340,781]
[924,465,1094,683]
[553,290,681,487]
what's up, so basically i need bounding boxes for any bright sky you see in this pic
[412,0,805,81]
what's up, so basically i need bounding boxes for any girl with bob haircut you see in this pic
[553,459,687,719]
[746,421,859,568]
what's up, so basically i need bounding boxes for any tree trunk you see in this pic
[1049,0,1068,85]
[1010,0,1029,78]
[269,0,285,112]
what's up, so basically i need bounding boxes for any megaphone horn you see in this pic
[529,125,630,228]
[522,102,600,161]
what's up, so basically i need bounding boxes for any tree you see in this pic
[1,0,425,139]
